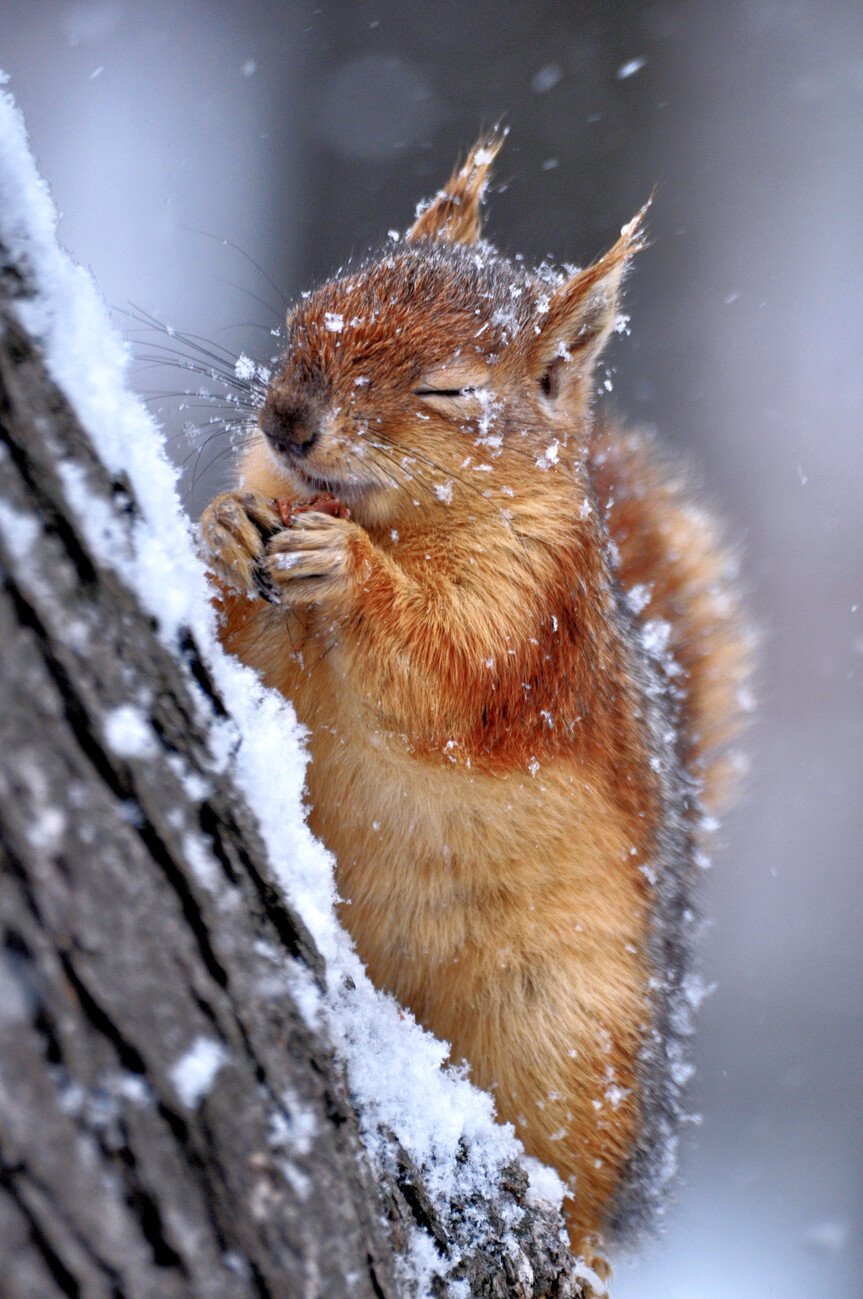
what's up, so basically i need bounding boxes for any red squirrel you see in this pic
[200,133,750,1269]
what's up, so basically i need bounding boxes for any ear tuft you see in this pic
[532,196,651,395]
[406,129,507,245]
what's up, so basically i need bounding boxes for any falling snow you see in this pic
[616,57,647,80]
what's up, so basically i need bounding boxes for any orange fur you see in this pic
[200,134,749,1266]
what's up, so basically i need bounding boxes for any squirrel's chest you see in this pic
[305,707,650,955]
[231,599,656,936]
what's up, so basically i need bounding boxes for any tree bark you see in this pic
[0,249,579,1297]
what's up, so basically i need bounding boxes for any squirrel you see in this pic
[200,133,751,1274]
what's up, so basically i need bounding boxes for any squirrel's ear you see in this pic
[406,131,506,245]
[530,202,650,401]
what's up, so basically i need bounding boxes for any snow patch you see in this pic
[0,499,40,561]
[536,440,560,470]
[626,583,652,615]
[169,1036,229,1108]
[182,832,221,892]
[103,704,158,760]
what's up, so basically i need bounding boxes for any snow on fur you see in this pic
[0,80,566,1294]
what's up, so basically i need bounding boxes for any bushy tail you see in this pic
[589,420,754,810]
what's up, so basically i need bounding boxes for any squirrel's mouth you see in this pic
[264,439,388,508]
[285,459,380,504]
[290,466,340,493]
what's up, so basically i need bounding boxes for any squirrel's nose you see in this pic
[260,395,319,457]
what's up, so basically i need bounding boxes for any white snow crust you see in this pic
[103,704,159,759]
[169,1036,230,1108]
[0,81,567,1294]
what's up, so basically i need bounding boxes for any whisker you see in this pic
[130,344,253,388]
[363,443,441,507]
[167,422,245,453]
[351,448,406,497]
[215,322,283,337]
[187,227,289,313]
[308,634,340,672]
[214,274,284,323]
[188,432,259,501]
[178,426,257,472]
[135,387,259,417]
[123,303,247,370]
[371,429,494,508]
[129,353,245,391]
[192,440,235,497]
[137,394,253,415]
[132,354,259,398]
[369,427,530,539]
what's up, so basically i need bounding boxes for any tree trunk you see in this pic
[0,245,580,1295]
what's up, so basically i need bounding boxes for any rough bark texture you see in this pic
[0,251,580,1298]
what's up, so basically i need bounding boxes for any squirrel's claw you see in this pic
[199,489,285,598]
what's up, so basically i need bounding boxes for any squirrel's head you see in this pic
[258,132,648,529]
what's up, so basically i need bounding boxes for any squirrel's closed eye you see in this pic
[413,367,489,404]
[414,386,477,398]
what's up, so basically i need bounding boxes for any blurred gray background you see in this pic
[1,2,860,1294]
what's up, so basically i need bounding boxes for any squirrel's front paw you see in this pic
[199,491,283,599]
[262,511,363,606]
